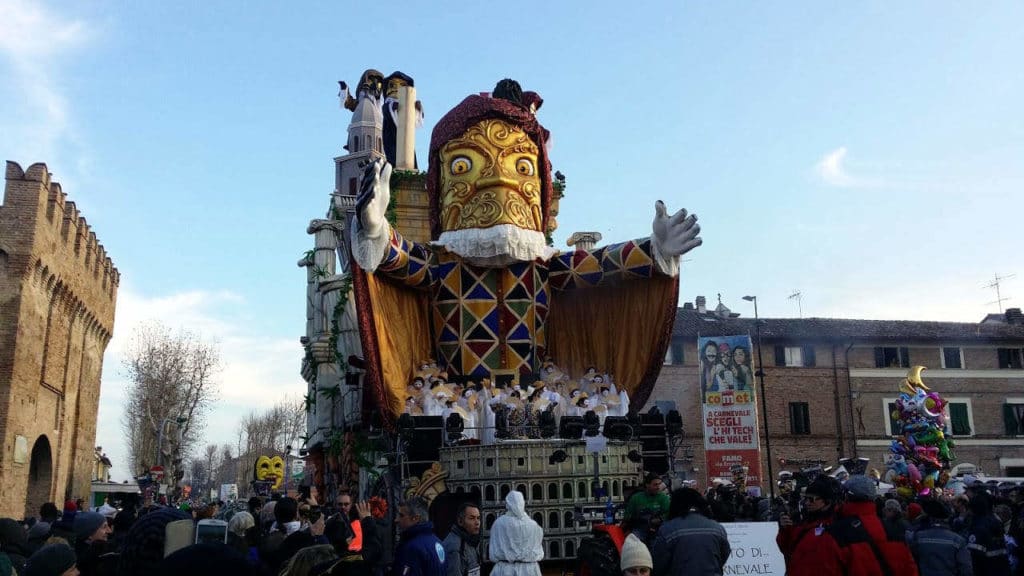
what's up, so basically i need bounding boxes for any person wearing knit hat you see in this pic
[842,474,877,501]
[906,499,972,576]
[881,499,910,542]
[620,533,652,576]
[23,543,77,576]
[73,512,110,576]
[906,502,923,523]
[72,513,107,545]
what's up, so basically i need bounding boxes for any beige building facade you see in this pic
[0,162,118,518]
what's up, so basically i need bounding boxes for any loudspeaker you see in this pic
[639,413,668,473]
[405,416,443,477]
[559,416,585,439]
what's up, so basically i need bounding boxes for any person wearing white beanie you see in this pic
[620,533,653,576]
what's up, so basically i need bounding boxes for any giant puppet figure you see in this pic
[350,80,702,426]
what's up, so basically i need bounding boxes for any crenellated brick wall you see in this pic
[0,161,119,518]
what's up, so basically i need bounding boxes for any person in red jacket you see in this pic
[777,476,841,572]
[789,475,919,576]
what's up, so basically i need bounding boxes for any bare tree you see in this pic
[120,321,221,487]
[232,396,305,487]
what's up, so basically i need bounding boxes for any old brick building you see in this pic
[654,296,1024,487]
[0,162,119,518]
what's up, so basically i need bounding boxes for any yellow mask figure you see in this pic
[439,119,542,233]
[255,455,286,490]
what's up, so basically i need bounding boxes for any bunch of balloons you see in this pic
[885,366,955,498]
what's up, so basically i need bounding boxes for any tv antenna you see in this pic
[788,290,803,318]
[984,273,1015,312]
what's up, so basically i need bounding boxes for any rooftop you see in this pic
[674,298,1024,342]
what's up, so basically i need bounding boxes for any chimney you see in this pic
[395,85,417,170]
[696,296,707,314]
[682,302,694,311]
[1007,308,1024,325]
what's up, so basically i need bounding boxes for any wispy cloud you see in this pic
[815,146,856,187]
[813,145,903,190]
[0,0,93,166]
[96,284,307,481]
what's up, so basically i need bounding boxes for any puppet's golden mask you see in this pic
[255,455,285,490]
[439,119,542,233]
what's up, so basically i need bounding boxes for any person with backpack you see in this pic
[789,475,918,576]
[906,499,972,576]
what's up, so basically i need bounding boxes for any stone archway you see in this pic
[25,435,53,518]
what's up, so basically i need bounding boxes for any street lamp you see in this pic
[743,295,775,501]
[284,444,292,495]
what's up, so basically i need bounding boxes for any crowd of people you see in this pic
[5,469,1020,576]
[0,487,546,576]
[774,473,1023,576]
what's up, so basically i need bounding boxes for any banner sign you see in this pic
[699,334,762,488]
[722,522,785,576]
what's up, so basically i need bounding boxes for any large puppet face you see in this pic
[438,119,543,234]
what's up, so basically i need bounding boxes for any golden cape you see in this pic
[352,260,679,429]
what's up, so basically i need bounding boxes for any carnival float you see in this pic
[295,70,702,566]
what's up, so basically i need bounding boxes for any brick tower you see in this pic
[0,161,119,518]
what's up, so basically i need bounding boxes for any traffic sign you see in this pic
[150,465,165,480]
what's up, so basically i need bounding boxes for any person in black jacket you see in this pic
[965,490,1011,576]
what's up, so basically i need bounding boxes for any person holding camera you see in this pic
[776,476,839,573]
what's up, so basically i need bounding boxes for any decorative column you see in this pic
[566,231,603,252]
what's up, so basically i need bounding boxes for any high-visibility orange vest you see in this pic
[348,519,363,552]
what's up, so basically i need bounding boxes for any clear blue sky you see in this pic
[2,1,1021,481]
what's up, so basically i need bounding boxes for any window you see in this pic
[775,346,816,367]
[789,402,811,434]
[1004,403,1024,436]
[942,347,963,369]
[875,347,910,368]
[887,401,900,436]
[348,177,357,196]
[949,402,972,436]
[664,337,684,365]
[998,348,1024,369]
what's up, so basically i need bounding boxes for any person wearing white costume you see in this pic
[489,491,544,576]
